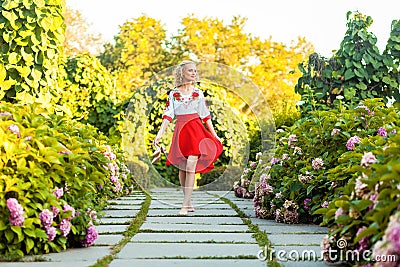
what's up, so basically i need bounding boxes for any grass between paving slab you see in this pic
[215,194,281,267]
[90,191,151,267]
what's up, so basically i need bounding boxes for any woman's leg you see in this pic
[179,155,198,215]
[178,161,186,195]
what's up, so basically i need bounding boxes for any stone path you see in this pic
[2,189,332,267]
[218,191,331,267]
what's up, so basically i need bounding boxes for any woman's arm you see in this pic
[153,118,170,146]
[205,119,222,143]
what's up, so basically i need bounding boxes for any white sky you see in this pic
[67,0,399,57]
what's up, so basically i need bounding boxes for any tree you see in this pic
[248,37,314,113]
[295,12,400,116]
[99,16,180,99]
[173,15,313,115]
[63,6,104,56]
[174,15,252,67]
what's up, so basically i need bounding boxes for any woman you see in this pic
[153,60,223,216]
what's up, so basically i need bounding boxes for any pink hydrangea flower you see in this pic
[361,152,378,167]
[331,128,341,136]
[357,105,374,115]
[334,207,346,220]
[0,111,12,117]
[52,188,63,199]
[270,157,279,165]
[7,124,21,138]
[113,181,123,193]
[346,136,361,150]
[110,175,118,183]
[103,145,117,161]
[288,134,298,147]
[45,226,57,241]
[59,219,71,237]
[293,147,302,155]
[24,136,32,141]
[312,158,324,170]
[51,206,60,218]
[321,201,330,208]
[6,198,24,226]
[39,209,53,227]
[303,198,312,211]
[377,127,387,137]
[81,225,98,247]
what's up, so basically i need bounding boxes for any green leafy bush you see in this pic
[295,12,400,116]
[316,114,400,265]
[0,0,65,103]
[251,99,399,224]
[0,102,135,257]
[58,53,127,138]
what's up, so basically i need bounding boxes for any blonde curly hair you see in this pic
[173,60,199,87]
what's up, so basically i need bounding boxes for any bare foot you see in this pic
[178,207,188,216]
[188,206,195,212]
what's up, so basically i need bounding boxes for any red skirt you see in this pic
[166,113,223,173]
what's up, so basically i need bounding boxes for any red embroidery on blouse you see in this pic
[192,91,199,99]
[173,92,181,101]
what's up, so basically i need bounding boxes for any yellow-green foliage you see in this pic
[0,0,65,102]
[0,102,135,256]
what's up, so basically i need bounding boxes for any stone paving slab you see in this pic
[149,203,232,209]
[147,209,238,217]
[42,246,112,263]
[268,234,326,246]
[103,210,139,218]
[279,261,330,266]
[131,232,257,243]
[96,224,129,234]
[151,197,225,202]
[108,200,144,205]
[150,200,226,206]
[110,259,268,267]
[144,216,244,225]
[95,234,124,246]
[259,225,328,234]
[105,204,142,210]
[140,222,249,232]
[115,196,146,201]
[117,243,261,259]
[98,217,132,224]
[0,262,94,267]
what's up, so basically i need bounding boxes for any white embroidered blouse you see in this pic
[162,87,211,122]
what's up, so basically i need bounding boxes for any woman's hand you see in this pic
[153,135,161,146]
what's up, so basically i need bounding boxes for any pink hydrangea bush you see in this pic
[0,103,136,257]
[319,119,400,265]
[247,99,400,226]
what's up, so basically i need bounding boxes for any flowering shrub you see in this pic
[250,99,399,225]
[316,115,400,265]
[233,152,264,199]
[0,102,135,256]
[373,212,400,266]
